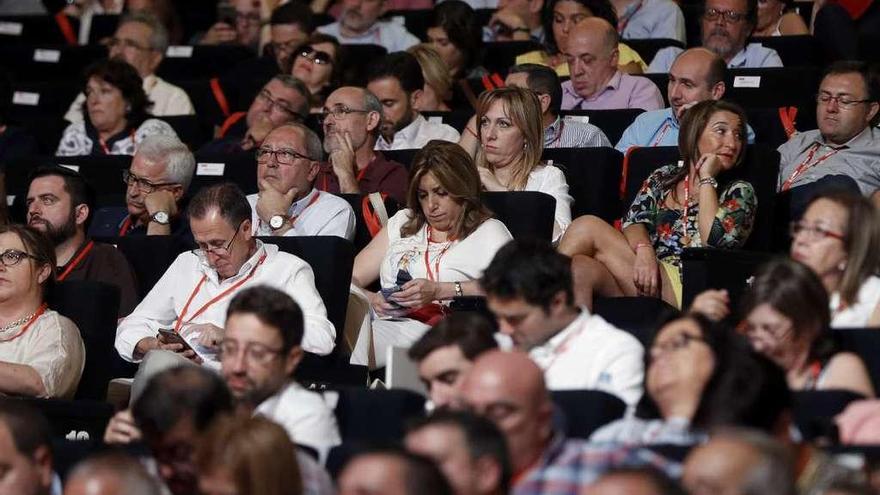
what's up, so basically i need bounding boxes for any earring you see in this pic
[838,260,847,271]
[125,104,131,113]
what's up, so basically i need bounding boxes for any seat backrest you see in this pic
[680,247,772,309]
[155,44,257,83]
[543,147,624,223]
[380,149,420,170]
[337,193,401,252]
[834,328,880,393]
[550,389,627,438]
[189,152,257,196]
[483,41,544,76]
[0,44,107,83]
[339,44,388,86]
[625,39,685,67]
[87,14,119,44]
[559,109,645,144]
[18,397,114,443]
[592,296,680,347]
[109,235,195,298]
[793,389,866,441]
[749,35,819,67]
[163,115,211,151]
[481,191,555,241]
[330,387,426,442]
[49,281,121,400]
[0,14,79,46]
[724,67,820,109]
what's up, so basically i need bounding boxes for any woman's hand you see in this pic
[696,153,722,179]
[632,248,660,297]
[370,291,408,318]
[390,278,440,308]
[689,289,730,321]
[478,167,506,191]
[103,409,142,445]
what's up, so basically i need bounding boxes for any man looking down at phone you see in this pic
[115,183,335,369]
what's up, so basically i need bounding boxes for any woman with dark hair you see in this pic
[753,0,809,36]
[427,0,488,81]
[57,59,177,156]
[290,32,343,113]
[515,0,647,75]
[350,140,513,368]
[558,100,756,309]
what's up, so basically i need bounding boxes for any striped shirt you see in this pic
[544,116,612,149]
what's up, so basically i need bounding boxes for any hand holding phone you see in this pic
[157,329,194,353]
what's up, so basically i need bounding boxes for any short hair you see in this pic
[270,74,312,119]
[508,63,563,115]
[270,1,313,32]
[408,44,453,103]
[132,365,233,439]
[227,286,304,353]
[598,466,688,495]
[187,182,252,228]
[68,453,161,495]
[269,122,324,161]
[0,399,52,459]
[364,89,383,135]
[0,224,56,290]
[482,239,573,310]
[708,428,797,495]
[542,0,618,54]
[408,312,497,362]
[120,10,169,53]
[343,447,454,495]
[367,52,425,95]
[82,59,151,124]
[407,410,512,493]
[427,0,483,73]
[134,135,195,191]
[705,52,728,87]
[27,165,96,226]
[822,60,880,125]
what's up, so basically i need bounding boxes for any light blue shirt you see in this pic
[619,0,686,44]
[616,107,756,152]
[317,21,419,53]
[648,43,784,73]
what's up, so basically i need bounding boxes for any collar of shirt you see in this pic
[664,107,681,128]
[143,73,158,93]
[288,187,320,216]
[585,70,624,102]
[339,21,381,41]
[727,44,754,69]
[543,116,564,145]
[619,0,644,24]
[817,125,875,150]
[529,308,590,362]
[198,239,274,284]
[377,114,426,148]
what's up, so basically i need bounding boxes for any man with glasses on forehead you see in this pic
[315,86,409,203]
[248,123,355,239]
[115,182,335,369]
[64,11,194,124]
[777,61,880,213]
[647,0,782,72]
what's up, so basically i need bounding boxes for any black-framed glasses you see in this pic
[122,170,177,194]
[218,340,285,365]
[192,221,245,260]
[703,8,748,22]
[0,249,41,268]
[105,37,153,51]
[256,89,298,116]
[816,93,873,109]
[318,105,370,124]
[255,147,314,165]
[650,333,707,357]
[298,46,334,66]
[789,221,846,241]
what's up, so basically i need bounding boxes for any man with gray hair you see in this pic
[63,453,161,495]
[64,11,194,123]
[315,86,409,203]
[92,135,195,238]
[248,123,356,239]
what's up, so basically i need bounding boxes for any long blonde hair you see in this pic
[475,87,544,191]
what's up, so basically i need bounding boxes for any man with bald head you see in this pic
[560,18,663,111]
[64,453,160,495]
[617,47,755,152]
[585,467,687,495]
[458,351,678,494]
[248,122,355,239]
[315,86,409,204]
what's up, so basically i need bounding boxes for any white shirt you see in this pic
[375,114,461,151]
[64,75,195,123]
[525,165,573,241]
[831,275,880,328]
[56,118,178,156]
[317,20,419,53]
[528,308,644,407]
[115,241,335,365]
[247,188,356,241]
[256,382,341,464]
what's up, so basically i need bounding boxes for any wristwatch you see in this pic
[150,211,170,225]
[269,214,287,230]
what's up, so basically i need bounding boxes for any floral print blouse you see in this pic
[623,164,757,269]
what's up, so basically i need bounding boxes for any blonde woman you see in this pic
[408,44,452,112]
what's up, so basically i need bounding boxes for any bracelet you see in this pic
[699,177,718,189]
[634,242,651,252]
[454,281,463,297]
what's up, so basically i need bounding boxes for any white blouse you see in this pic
[831,275,880,328]
[56,118,178,156]
[524,165,573,241]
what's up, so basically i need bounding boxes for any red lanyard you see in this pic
[781,143,841,192]
[174,253,267,332]
[651,121,672,147]
[424,226,455,282]
[118,216,133,236]
[681,173,693,246]
[57,240,94,282]
[617,0,644,33]
[98,129,135,155]
[0,303,48,343]
[259,192,321,232]
[547,120,566,147]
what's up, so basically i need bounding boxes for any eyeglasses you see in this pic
[739,320,793,342]
[105,37,152,51]
[122,170,177,194]
[650,333,706,357]
[191,221,244,261]
[298,46,334,66]
[218,340,285,365]
[255,147,314,165]
[703,8,749,22]
[319,105,369,124]
[816,93,873,109]
[0,249,41,268]
[256,89,299,117]
[789,221,845,241]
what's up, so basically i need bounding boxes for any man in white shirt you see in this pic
[481,239,644,406]
[248,123,356,240]
[367,52,461,151]
[317,0,419,52]
[115,183,336,368]
[64,11,194,123]
[221,286,341,462]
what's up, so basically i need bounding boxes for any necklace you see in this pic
[0,309,39,332]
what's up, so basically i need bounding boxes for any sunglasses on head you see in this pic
[298,46,333,66]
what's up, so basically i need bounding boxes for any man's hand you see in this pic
[156,333,203,364]
[144,190,178,218]
[256,178,298,226]
[200,22,237,45]
[183,323,225,350]
[329,131,361,193]
[104,409,142,445]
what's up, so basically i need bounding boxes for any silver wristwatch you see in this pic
[269,215,286,230]
[150,211,170,225]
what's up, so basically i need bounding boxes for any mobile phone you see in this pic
[158,329,194,351]
[217,5,237,26]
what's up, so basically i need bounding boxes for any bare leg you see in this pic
[571,255,624,309]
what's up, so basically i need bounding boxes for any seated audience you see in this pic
[558,100,756,308]
[64,11,194,123]
[0,225,83,399]
[409,44,454,112]
[64,453,161,495]
[249,123,356,239]
[316,86,410,203]
[291,33,343,113]
[350,141,513,368]
[427,1,488,81]
[484,0,545,42]
[616,48,755,152]
[458,350,680,493]
[196,415,303,495]
[585,467,687,495]
[460,87,573,240]
[752,0,809,36]
[316,0,419,52]
[590,314,791,445]
[0,400,57,495]
[405,410,511,495]
[367,52,461,150]
[613,0,686,43]
[57,60,178,156]
[560,18,664,111]
[776,62,880,207]
[408,312,498,409]
[199,0,263,50]
[221,286,341,461]
[505,64,611,148]
[648,0,784,72]
[26,166,139,317]
[482,239,644,406]
[90,135,195,238]
[337,447,454,495]
[115,183,335,368]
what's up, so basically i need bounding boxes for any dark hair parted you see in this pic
[0,399,52,458]
[82,59,151,127]
[27,165,96,227]
[542,0,618,54]
[367,51,425,95]
[401,140,493,239]
[187,182,252,228]
[408,312,498,362]
[270,1,313,31]
[227,286,304,353]
[508,63,563,115]
[481,239,573,310]
[428,0,483,76]
[342,446,454,495]
[822,60,880,125]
